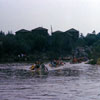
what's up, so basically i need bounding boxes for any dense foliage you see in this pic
[0,29,100,62]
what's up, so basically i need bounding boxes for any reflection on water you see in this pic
[0,63,100,100]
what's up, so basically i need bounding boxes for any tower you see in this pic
[51,25,53,35]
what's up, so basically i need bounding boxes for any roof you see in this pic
[53,30,63,33]
[66,28,79,32]
[32,27,48,31]
[16,29,30,33]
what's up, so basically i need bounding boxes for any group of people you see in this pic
[30,59,64,72]
[30,61,47,72]
[71,57,88,64]
[50,59,64,67]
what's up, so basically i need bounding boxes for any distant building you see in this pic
[65,28,79,40]
[31,27,49,36]
[15,29,30,35]
[52,30,63,36]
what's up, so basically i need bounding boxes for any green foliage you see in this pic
[88,59,96,65]
[91,40,100,59]
[85,33,98,46]
[75,37,86,47]
[1,28,100,62]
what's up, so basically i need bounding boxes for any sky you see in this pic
[0,0,100,35]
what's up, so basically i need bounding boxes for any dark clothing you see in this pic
[41,64,45,69]
[35,64,40,69]
[41,64,48,72]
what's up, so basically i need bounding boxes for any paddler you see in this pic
[41,63,48,72]
[30,64,35,70]
[30,61,40,70]
[35,61,41,70]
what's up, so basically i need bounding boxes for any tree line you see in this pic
[0,28,100,62]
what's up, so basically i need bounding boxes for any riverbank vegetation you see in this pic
[0,27,100,64]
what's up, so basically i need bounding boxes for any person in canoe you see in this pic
[30,64,35,70]
[30,61,41,71]
[41,63,48,72]
[50,59,65,67]
[35,61,41,70]
[50,59,57,67]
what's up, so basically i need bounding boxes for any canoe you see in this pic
[30,65,48,74]
[46,63,66,71]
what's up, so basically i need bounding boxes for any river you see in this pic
[0,63,100,100]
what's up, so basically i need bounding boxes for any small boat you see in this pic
[46,63,66,71]
[30,65,48,74]
[49,63,64,67]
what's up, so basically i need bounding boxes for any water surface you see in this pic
[0,63,100,100]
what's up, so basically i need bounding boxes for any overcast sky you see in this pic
[0,0,100,35]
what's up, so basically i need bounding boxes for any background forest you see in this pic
[0,27,100,63]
